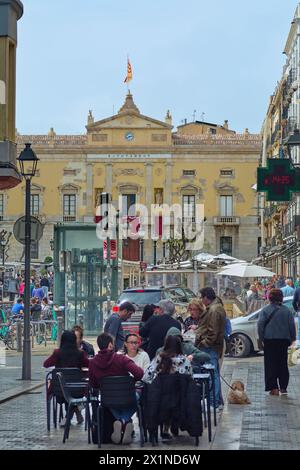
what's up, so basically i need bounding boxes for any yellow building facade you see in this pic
[0,93,261,264]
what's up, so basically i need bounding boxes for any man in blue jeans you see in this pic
[195,287,226,409]
[89,333,143,444]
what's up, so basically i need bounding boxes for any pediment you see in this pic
[58,183,80,192]
[214,182,238,193]
[86,113,171,131]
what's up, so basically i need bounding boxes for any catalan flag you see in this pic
[124,58,133,83]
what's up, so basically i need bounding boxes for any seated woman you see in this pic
[142,335,193,441]
[43,330,89,425]
[123,333,150,371]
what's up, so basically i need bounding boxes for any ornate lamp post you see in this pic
[17,143,39,380]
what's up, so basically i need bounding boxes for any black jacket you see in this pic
[139,315,182,360]
[81,340,95,357]
[142,373,202,437]
[293,287,300,312]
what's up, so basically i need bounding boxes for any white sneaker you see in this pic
[59,417,67,427]
[111,420,122,444]
[122,422,134,444]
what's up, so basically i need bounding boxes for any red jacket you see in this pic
[43,348,89,369]
[88,349,143,388]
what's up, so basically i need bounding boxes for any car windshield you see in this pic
[118,290,162,306]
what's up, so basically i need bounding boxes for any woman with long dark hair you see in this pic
[44,330,89,369]
[43,330,89,424]
[142,335,192,440]
[139,304,156,352]
[142,335,192,384]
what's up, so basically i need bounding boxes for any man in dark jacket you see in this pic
[139,299,182,360]
[89,332,143,444]
[72,325,95,357]
[104,301,135,351]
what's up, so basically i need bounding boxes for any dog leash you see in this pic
[220,374,235,391]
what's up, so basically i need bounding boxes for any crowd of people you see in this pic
[8,273,55,322]
[43,286,229,445]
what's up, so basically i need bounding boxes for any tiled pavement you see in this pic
[1,354,300,450]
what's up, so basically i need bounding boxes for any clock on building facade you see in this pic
[125,132,134,141]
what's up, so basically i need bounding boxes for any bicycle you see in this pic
[0,323,16,350]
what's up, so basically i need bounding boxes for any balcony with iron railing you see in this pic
[271,122,280,145]
[282,116,298,141]
[283,216,300,238]
[213,216,240,226]
[63,215,77,222]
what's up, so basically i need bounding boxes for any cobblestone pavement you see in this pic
[0,355,45,395]
[214,355,300,450]
[1,354,300,450]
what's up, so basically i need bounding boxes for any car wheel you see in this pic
[229,334,251,358]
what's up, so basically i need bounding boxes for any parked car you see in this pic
[115,285,196,323]
[228,296,297,358]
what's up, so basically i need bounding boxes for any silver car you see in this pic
[229,296,296,358]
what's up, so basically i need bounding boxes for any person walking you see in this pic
[258,288,296,396]
[40,275,50,299]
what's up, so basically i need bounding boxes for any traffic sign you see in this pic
[257,158,300,202]
[13,216,44,245]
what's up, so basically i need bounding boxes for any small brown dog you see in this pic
[227,380,251,405]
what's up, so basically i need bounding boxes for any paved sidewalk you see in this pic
[1,354,300,450]
[214,355,300,450]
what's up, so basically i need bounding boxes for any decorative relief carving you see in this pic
[155,168,162,176]
[236,193,245,203]
[114,168,144,177]
[151,134,167,142]
[96,168,102,176]
[92,134,108,142]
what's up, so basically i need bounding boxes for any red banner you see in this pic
[103,239,117,259]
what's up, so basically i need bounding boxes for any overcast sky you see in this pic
[16,0,298,135]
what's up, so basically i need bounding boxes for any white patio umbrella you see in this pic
[216,263,276,278]
[212,253,246,263]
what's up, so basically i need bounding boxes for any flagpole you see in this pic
[127,54,130,94]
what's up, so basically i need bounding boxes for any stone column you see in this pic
[104,163,113,194]
[144,163,153,263]
[165,161,173,205]
[86,163,94,216]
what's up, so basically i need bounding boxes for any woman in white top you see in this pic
[124,333,150,371]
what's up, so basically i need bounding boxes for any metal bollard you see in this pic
[16,319,22,352]
[57,318,63,346]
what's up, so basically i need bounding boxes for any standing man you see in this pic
[104,301,135,351]
[139,299,182,360]
[281,279,295,298]
[40,275,50,299]
[8,275,19,302]
[195,287,226,409]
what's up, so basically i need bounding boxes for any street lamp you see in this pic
[17,143,39,381]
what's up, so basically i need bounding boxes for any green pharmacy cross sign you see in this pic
[257,158,300,202]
